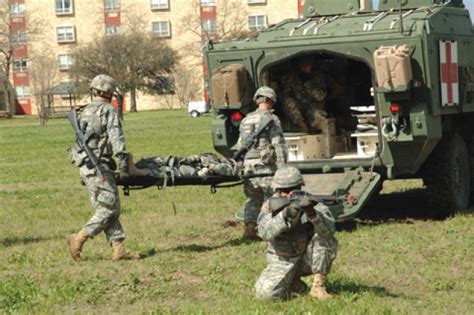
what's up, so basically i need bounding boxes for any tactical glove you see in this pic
[284,201,301,220]
[299,196,317,208]
[300,196,317,219]
[118,157,129,181]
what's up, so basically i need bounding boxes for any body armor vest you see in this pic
[77,101,112,159]
[241,111,273,160]
[268,196,314,257]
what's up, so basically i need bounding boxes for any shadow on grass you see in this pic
[0,235,58,247]
[337,187,452,232]
[171,237,258,253]
[329,278,401,298]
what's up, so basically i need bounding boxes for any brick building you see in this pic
[5,0,305,115]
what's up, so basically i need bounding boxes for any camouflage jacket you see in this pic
[281,70,328,107]
[76,99,128,163]
[237,108,287,173]
[257,193,337,257]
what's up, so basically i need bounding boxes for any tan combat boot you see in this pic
[310,273,332,300]
[66,229,89,261]
[242,222,259,240]
[111,240,141,261]
[290,276,308,294]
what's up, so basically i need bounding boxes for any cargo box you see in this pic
[211,64,249,109]
[374,45,413,90]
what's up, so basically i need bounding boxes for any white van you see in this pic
[187,101,209,118]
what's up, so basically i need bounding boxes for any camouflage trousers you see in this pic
[243,176,274,224]
[255,234,338,300]
[79,165,125,243]
[284,98,327,133]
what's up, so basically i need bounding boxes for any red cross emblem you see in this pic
[439,40,459,106]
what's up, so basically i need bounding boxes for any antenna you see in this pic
[399,0,404,34]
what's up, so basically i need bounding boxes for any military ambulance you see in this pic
[205,0,474,219]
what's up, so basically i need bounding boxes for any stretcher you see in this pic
[116,172,273,195]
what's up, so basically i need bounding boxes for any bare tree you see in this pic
[184,0,249,41]
[29,52,58,125]
[173,63,203,108]
[71,32,178,112]
[0,1,17,115]
[176,0,254,107]
[161,63,202,109]
[0,1,47,116]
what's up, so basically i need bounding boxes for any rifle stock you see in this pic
[68,109,104,178]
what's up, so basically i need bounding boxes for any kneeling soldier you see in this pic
[255,167,338,300]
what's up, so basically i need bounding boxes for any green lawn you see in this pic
[1,110,473,314]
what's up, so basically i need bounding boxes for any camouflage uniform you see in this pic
[281,70,328,133]
[255,194,338,300]
[237,109,288,224]
[73,99,128,243]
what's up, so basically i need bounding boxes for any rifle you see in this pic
[268,190,345,216]
[290,190,346,205]
[68,108,104,178]
[232,114,274,161]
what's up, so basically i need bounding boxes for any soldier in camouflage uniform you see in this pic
[67,74,140,261]
[281,55,328,133]
[237,86,288,239]
[255,167,338,300]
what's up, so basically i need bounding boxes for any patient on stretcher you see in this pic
[128,153,239,178]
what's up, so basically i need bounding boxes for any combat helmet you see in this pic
[90,74,117,96]
[253,86,277,104]
[272,166,305,189]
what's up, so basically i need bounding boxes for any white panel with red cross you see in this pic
[439,40,459,107]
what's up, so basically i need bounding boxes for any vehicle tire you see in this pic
[422,134,470,216]
[190,110,200,118]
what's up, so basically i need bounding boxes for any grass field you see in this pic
[1,110,473,314]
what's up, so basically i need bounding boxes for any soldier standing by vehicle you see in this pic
[67,74,141,261]
[237,86,288,239]
[255,167,338,300]
[281,55,328,134]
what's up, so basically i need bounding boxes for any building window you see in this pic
[58,54,74,70]
[247,0,266,4]
[15,86,30,98]
[106,25,121,36]
[11,31,27,44]
[152,21,171,38]
[56,26,76,43]
[56,0,74,15]
[153,76,175,94]
[150,0,169,10]
[202,19,217,35]
[105,0,120,12]
[248,15,267,31]
[10,3,25,17]
[12,58,29,72]
[200,0,216,6]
